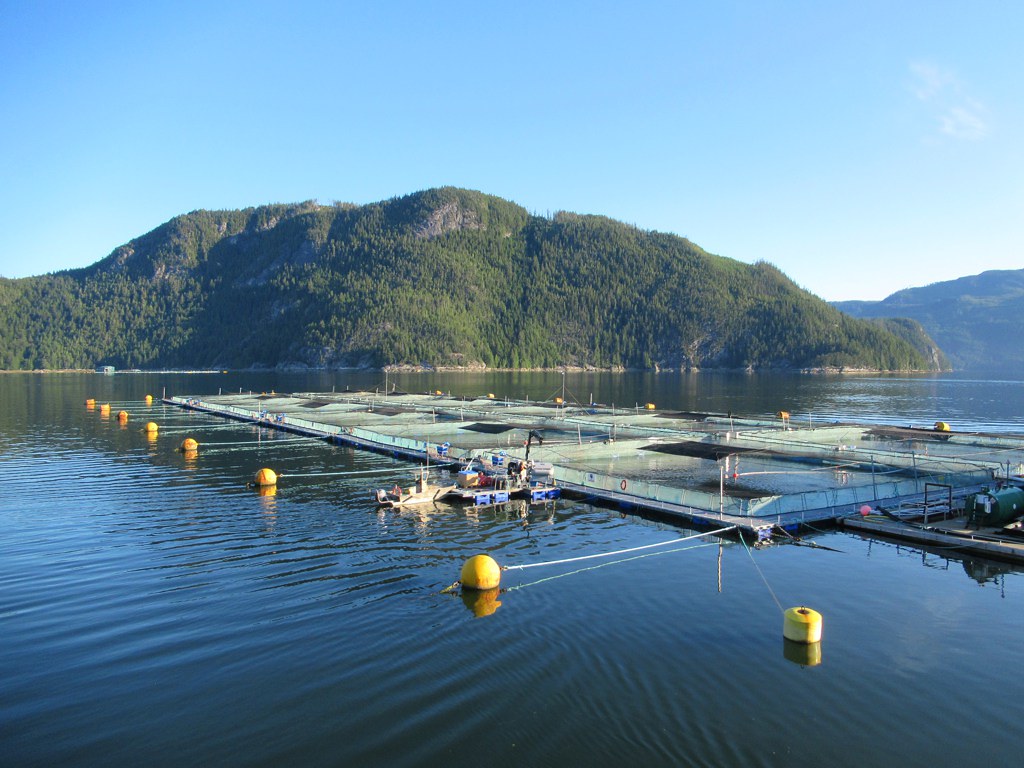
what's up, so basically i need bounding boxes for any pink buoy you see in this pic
[859,505,872,516]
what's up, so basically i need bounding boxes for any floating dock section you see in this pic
[166,390,1024,538]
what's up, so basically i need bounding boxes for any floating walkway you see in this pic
[165,389,1024,539]
[843,514,1024,565]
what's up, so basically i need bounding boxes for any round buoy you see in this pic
[100,403,110,413]
[460,554,501,590]
[253,467,278,487]
[145,421,159,433]
[180,438,199,452]
[461,586,502,617]
[117,410,129,422]
[145,394,153,405]
[859,504,872,516]
[783,606,823,644]
[85,398,96,408]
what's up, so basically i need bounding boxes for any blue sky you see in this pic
[0,1,1020,300]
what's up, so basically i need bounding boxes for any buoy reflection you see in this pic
[782,638,822,667]
[461,587,502,618]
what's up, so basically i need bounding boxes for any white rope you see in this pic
[503,525,737,570]
[280,467,421,478]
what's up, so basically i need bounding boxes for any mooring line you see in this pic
[192,438,324,448]
[279,467,422,478]
[503,526,737,571]
[504,542,720,591]
[737,530,784,613]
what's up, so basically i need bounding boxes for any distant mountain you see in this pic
[835,269,1024,374]
[0,187,945,372]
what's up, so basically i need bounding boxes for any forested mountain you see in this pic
[835,269,1024,374]
[0,188,944,372]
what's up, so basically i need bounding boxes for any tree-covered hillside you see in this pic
[0,187,944,372]
[835,269,1024,374]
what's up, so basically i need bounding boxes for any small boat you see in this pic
[446,457,560,505]
[374,467,457,508]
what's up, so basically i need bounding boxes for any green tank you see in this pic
[965,486,1024,528]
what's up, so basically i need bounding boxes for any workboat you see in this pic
[446,457,560,505]
[374,467,457,508]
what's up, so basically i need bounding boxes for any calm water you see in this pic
[2,371,1023,767]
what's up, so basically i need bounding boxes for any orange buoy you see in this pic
[99,403,111,414]
[145,421,159,433]
[117,410,129,422]
[253,468,278,487]
[180,438,199,452]
[460,554,501,590]
[85,398,96,409]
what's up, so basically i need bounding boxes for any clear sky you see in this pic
[0,1,1020,300]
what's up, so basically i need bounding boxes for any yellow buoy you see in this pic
[460,554,501,590]
[180,438,199,452]
[145,394,153,405]
[461,587,502,617]
[783,606,823,644]
[253,467,278,487]
[85,398,96,408]
[645,402,656,410]
[145,421,159,433]
[117,410,129,422]
[487,393,495,399]
[934,421,950,432]
[100,403,110,414]
[554,396,563,404]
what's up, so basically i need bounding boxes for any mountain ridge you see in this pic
[0,187,944,373]
[834,268,1024,374]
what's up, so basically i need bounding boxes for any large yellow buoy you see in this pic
[180,437,199,452]
[117,410,129,422]
[100,403,111,414]
[934,421,950,432]
[460,554,501,590]
[783,606,823,644]
[645,403,656,410]
[145,394,153,405]
[461,587,502,617]
[253,467,278,487]
[145,421,159,433]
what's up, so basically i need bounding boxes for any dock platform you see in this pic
[843,514,1024,564]
[165,389,1024,539]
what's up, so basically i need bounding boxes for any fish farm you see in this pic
[165,388,1024,551]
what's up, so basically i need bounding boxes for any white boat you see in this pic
[374,467,457,508]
